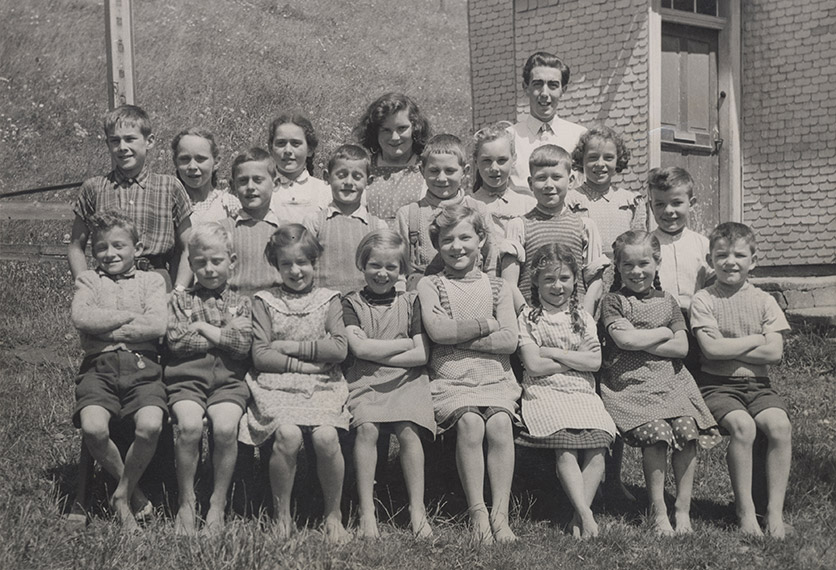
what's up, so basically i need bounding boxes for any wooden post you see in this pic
[104,0,136,108]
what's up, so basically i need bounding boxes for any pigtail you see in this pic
[568,283,584,334]
[610,269,623,292]
[653,270,662,291]
[528,283,544,324]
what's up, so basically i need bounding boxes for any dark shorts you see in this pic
[167,378,249,412]
[73,350,167,428]
[165,354,250,412]
[699,373,789,422]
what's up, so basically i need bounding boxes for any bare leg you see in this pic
[642,442,674,536]
[577,448,606,538]
[270,424,303,539]
[455,413,492,544]
[556,449,594,539]
[204,403,243,535]
[312,426,350,544]
[354,423,381,539]
[112,406,163,532]
[485,413,516,543]
[171,400,204,536]
[721,411,762,536]
[754,408,792,539]
[394,422,432,538]
[671,441,697,534]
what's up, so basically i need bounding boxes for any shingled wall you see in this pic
[468,0,517,127]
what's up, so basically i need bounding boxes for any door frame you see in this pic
[648,0,742,223]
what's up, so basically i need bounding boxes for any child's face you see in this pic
[421,153,468,200]
[363,247,402,295]
[175,135,217,192]
[438,219,483,275]
[106,123,154,178]
[525,66,563,122]
[270,123,311,178]
[327,158,369,209]
[708,238,756,289]
[189,242,234,290]
[529,163,571,213]
[650,185,695,235]
[536,263,575,311]
[92,226,141,276]
[617,244,658,294]
[233,159,274,213]
[582,137,618,190]
[276,244,315,292]
[378,110,414,164]
[476,138,515,192]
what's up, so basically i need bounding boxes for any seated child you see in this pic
[343,230,435,538]
[165,223,253,536]
[70,211,168,532]
[690,222,792,539]
[218,147,283,299]
[303,144,387,294]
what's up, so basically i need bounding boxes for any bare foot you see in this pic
[469,504,494,545]
[275,513,294,541]
[130,490,151,521]
[651,512,675,537]
[112,496,139,534]
[579,510,599,539]
[174,502,198,536]
[739,514,764,537]
[410,512,433,539]
[765,514,786,539]
[202,506,225,537]
[324,515,351,545]
[570,513,582,539]
[357,514,380,539]
[674,510,693,534]
[490,511,517,544]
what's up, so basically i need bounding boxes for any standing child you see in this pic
[416,204,521,544]
[690,222,792,538]
[165,223,252,536]
[516,244,616,539]
[71,211,168,532]
[267,113,332,224]
[343,230,435,538]
[600,230,720,535]
[354,92,430,227]
[171,128,240,226]
[303,144,387,294]
[238,224,351,543]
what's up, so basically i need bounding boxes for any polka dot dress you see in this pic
[622,416,722,450]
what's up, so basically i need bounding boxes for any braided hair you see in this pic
[610,230,663,292]
[528,243,585,335]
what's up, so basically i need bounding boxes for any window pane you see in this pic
[673,0,693,11]
[661,0,673,8]
[696,0,717,16]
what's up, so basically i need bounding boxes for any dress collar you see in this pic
[277,169,310,186]
[235,208,282,227]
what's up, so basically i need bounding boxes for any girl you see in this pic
[238,224,350,543]
[416,203,521,544]
[516,244,616,539]
[267,114,332,224]
[342,230,435,538]
[354,93,431,227]
[171,128,240,224]
[599,230,720,536]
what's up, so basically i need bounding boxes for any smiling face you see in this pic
[529,162,571,213]
[377,110,414,166]
[582,137,618,192]
[476,137,515,193]
[536,263,575,311]
[269,122,311,179]
[327,158,369,210]
[362,246,402,295]
[421,153,468,200]
[92,226,141,276]
[232,159,274,215]
[617,243,658,295]
[525,66,564,123]
[189,242,234,290]
[708,238,756,290]
[649,184,696,236]
[275,243,315,292]
[175,135,217,193]
[438,219,483,276]
[106,123,154,179]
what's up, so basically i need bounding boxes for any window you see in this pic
[661,0,718,17]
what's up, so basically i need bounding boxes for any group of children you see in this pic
[65,51,793,544]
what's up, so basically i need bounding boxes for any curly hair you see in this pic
[88,209,140,245]
[353,92,431,158]
[522,51,571,87]
[527,243,585,334]
[571,125,630,174]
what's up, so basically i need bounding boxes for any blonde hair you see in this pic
[472,121,515,191]
[188,223,233,254]
[428,203,487,250]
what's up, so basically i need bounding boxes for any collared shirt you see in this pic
[653,227,714,310]
[166,284,252,359]
[302,203,388,236]
[508,114,588,193]
[74,166,192,257]
[269,170,332,224]
[567,184,648,257]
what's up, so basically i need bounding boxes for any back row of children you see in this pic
[67,51,792,543]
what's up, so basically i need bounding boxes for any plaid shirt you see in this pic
[166,284,252,359]
[74,166,192,257]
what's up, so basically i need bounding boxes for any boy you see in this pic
[502,145,607,314]
[691,222,792,538]
[166,223,253,536]
[303,144,387,294]
[71,211,168,532]
[219,147,283,299]
[396,134,498,286]
[508,51,587,194]
[68,105,193,290]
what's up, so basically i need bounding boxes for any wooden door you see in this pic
[660,23,721,235]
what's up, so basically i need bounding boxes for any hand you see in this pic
[608,318,634,331]
[271,340,299,355]
[188,321,208,335]
[432,304,448,318]
[486,318,500,334]
[228,315,252,335]
[349,328,369,341]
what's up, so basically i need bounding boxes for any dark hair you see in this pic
[529,144,572,174]
[709,222,757,254]
[267,113,318,175]
[572,125,630,174]
[89,209,140,245]
[326,144,371,176]
[610,230,662,292]
[471,121,516,192]
[647,166,695,199]
[428,203,487,250]
[354,92,431,157]
[230,147,276,185]
[171,127,220,188]
[355,229,409,274]
[265,224,324,269]
[522,51,571,88]
[420,133,467,168]
[103,104,152,137]
[528,244,585,334]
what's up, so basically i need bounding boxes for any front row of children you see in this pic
[71,197,793,542]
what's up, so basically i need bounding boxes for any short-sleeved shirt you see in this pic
[690,282,791,377]
[653,227,713,309]
[508,114,587,193]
